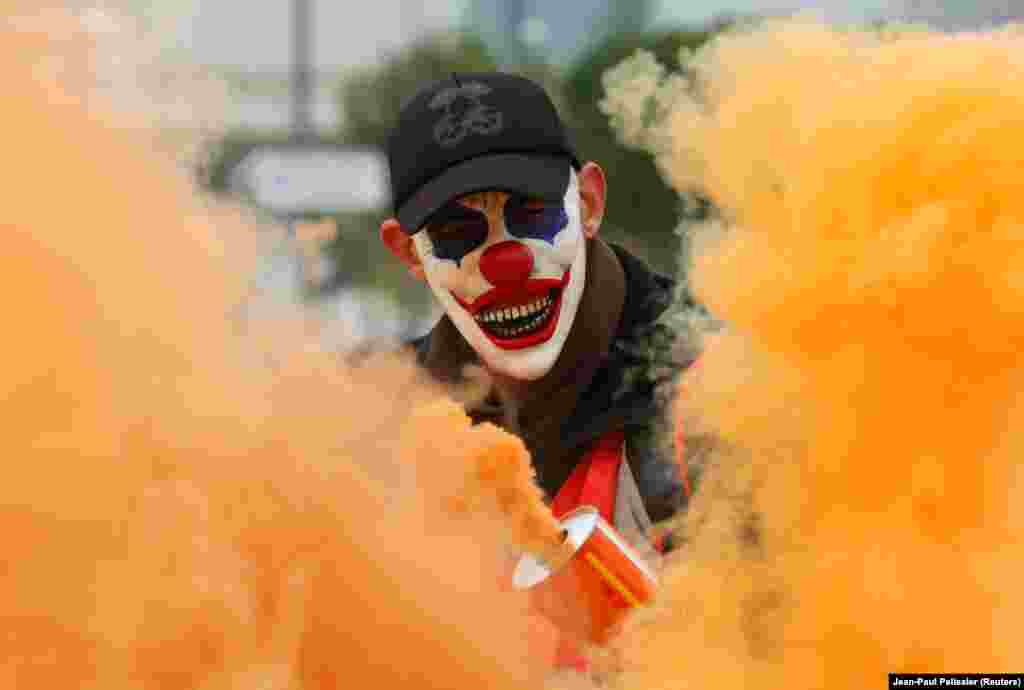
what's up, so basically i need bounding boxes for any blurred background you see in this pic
[121,0,1021,351]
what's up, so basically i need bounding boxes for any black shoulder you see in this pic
[607,243,677,334]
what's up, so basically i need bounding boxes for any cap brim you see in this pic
[396,153,572,234]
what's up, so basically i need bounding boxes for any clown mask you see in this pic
[413,170,587,381]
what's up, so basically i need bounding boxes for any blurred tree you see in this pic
[196,26,725,320]
[327,25,725,296]
[561,27,719,275]
[336,31,498,148]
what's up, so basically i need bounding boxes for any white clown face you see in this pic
[413,170,587,380]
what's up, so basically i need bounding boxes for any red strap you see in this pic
[550,430,624,523]
[548,431,625,672]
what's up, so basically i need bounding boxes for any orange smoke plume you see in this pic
[606,19,1024,690]
[400,399,567,562]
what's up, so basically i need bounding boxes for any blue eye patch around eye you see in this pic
[425,206,489,264]
[504,196,568,244]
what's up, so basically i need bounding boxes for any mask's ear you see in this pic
[577,162,607,239]
[380,218,425,280]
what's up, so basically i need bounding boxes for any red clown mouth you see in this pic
[452,269,570,350]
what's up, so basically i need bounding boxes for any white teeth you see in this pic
[475,294,557,327]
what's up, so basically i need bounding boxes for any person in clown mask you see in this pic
[381,72,693,550]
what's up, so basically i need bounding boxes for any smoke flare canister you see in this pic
[512,506,658,644]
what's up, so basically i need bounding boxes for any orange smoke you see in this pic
[401,399,567,562]
[0,12,554,690]
[609,19,1024,689]
[14,5,1024,689]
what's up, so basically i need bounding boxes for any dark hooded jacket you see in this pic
[412,240,692,526]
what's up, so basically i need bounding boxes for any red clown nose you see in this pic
[479,241,534,287]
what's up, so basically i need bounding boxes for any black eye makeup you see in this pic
[504,195,568,244]
[425,207,489,263]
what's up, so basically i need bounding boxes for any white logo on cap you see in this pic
[429,82,504,148]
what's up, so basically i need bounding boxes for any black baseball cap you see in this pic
[386,72,581,234]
